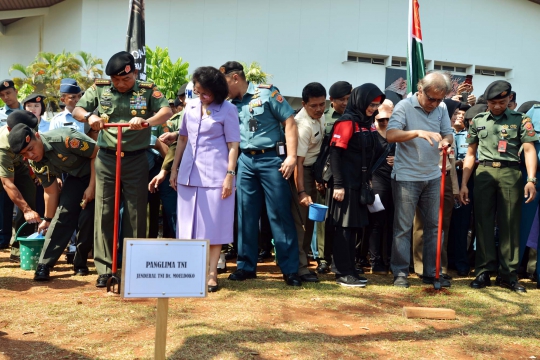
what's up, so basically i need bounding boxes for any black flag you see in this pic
[126,0,146,81]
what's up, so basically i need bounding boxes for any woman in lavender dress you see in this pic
[170,66,240,292]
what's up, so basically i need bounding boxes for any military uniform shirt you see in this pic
[0,125,26,178]
[76,79,169,152]
[454,129,469,161]
[324,107,341,135]
[151,111,180,138]
[30,128,96,187]
[49,110,88,134]
[0,104,23,127]
[466,108,538,162]
[231,83,294,150]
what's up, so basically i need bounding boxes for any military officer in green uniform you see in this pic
[220,61,301,286]
[8,124,98,280]
[0,111,40,257]
[72,51,172,287]
[460,80,538,293]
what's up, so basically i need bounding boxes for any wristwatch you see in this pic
[83,112,93,122]
[527,177,537,184]
[227,170,236,176]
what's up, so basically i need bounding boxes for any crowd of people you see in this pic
[1,51,539,294]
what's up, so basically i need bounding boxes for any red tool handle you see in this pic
[435,147,448,281]
[102,122,149,274]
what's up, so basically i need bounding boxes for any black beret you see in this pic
[23,94,46,116]
[8,123,34,154]
[219,61,244,75]
[174,98,183,107]
[459,102,471,111]
[105,51,135,76]
[517,101,540,114]
[510,91,516,103]
[484,80,512,100]
[6,110,38,129]
[329,81,353,99]
[476,95,486,104]
[465,104,488,120]
[177,83,187,96]
[0,79,15,92]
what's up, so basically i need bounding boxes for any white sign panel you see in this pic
[122,239,209,298]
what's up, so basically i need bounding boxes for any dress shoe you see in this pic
[96,274,112,288]
[441,273,452,280]
[393,276,410,288]
[498,279,527,293]
[299,273,319,283]
[457,269,469,277]
[208,283,219,292]
[336,275,366,287]
[316,261,330,274]
[470,272,491,289]
[9,254,20,263]
[283,273,302,286]
[228,269,257,281]
[422,276,451,287]
[73,267,89,276]
[34,264,51,281]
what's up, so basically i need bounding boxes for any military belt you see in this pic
[102,148,146,157]
[241,148,276,155]
[480,160,519,168]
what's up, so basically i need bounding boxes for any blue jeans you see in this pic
[391,177,440,277]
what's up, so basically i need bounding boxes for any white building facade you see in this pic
[1,0,539,102]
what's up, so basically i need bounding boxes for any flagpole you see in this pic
[407,0,413,94]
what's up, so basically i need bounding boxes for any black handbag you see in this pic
[359,130,375,205]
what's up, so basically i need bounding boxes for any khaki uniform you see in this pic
[467,108,538,282]
[30,128,96,269]
[0,126,36,254]
[77,79,169,275]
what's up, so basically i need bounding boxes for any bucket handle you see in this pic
[14,219,44,241]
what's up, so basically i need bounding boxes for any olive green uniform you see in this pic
[77,79,169,275]
[0,126,36,255]
[467,109,538,282]
[30,128,97,269]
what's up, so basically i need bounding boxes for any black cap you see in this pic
[465,104,488,120]
[517,101,540,114]
[459,102,471,111]
[105,51,135,76]
[8,123,34,154]
[484,80,512,100]
[510,91,516,103]
[22,93,46,116]
[219,61,244,75]
[0,79,15,92]
[174,98,183,107]
[177,83,187,96]
[329,81,353,99]
[6,110,38,129]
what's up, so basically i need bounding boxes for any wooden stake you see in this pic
[402,306,456,320]
[155,298,169,360]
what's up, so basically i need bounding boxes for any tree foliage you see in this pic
[145,46,189,100]
[239,61,271,84]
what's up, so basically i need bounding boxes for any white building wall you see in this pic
[1,0,539,101]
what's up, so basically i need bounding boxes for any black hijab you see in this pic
[443,99,460,119]
[338,83,385,128]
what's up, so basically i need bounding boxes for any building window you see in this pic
[475,68,506,77]
[347,52,386,65]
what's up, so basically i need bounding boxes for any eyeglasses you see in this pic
[377,118,389,122]
[368,103,381,109]
[423,92,445,104]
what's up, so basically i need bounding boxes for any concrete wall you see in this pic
[1,0,539,102]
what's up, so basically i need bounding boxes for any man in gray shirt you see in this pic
[387,72,454,288]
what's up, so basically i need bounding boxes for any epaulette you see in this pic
[139,81,154,89]
[95,79,111,86]
[257,84,273,89]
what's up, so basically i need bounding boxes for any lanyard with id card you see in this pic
[498,127,508,153]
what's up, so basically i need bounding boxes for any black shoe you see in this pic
[393,276,410,288]
[9,254,20,263]
[422,276,451,287]
[316,261,329,274]
[355,266,365,275]
[371,264,388,275]
[208,284,219,292]
[217,264,227,274]
[299,273,319,283]
[441,273,453,280]
[228,269,257,281]
[499,279,527,293]
[74,267,89,276]
[527,272,538,283]
[470,272,491,289]
[34,264,51,281]
[283,273,302,286]
[457,269,469,277]
[494,275,502,286]
[336,275,366,287]
[96,274,112,288]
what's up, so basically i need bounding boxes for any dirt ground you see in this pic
[1,248,539,360]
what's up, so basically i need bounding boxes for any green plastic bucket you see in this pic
[15,222,45,271]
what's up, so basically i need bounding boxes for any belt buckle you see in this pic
[116,151,124,158]
[249,150,256,155]
[492,162,501,168]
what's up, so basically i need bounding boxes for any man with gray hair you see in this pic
[386,72,454,288]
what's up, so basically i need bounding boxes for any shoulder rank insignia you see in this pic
[139,81,154,89]
[258,84,272,89]
[95,79,111,86]
[522,117,532,124]
[65,136,70,148]
[80,141,90,152]
[271,90,279,98]
[7,166,14,172]
[70,138,80,149]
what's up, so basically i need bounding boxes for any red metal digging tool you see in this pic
[434,147,448,291]
[103,122,148,294]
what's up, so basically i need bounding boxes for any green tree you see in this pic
[145,46,189,99]
[239,61,271,84]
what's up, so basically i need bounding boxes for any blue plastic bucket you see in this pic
[308,204,328,222]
